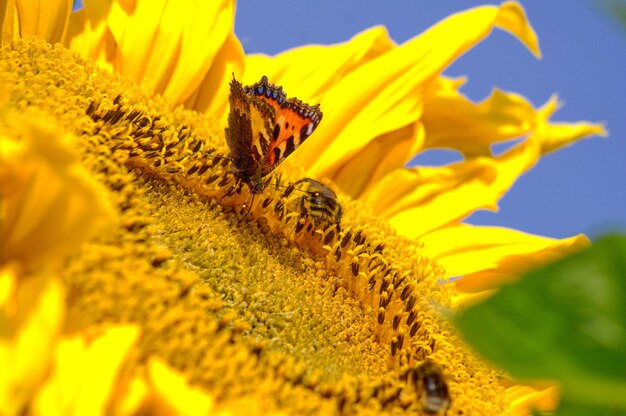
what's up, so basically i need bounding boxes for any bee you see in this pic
[291,178,342,229]
[414,362,451,414]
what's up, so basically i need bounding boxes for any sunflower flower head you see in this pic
[0,1,606,414]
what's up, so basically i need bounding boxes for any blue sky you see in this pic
[235,1,626,240]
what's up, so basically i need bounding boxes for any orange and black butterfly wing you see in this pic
[243,75,287,114]
[244,76,323,176]
[225,77,276,187]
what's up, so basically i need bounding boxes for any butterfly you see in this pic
[225,75,323,194]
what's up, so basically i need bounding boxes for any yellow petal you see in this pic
[106,0,235,104]
[292,2,540,186]
[0,115,116,269]
[332,123,425,198]
[1,0,16,43]
[506,383,559,416]
[493,1,541,57]
[0,268,14,309]
[535,96,608,154]
[66,0,243,110]
[540,120,607,154]
[243,26,396,104]
[2,0,72,43]
[32,325,140,415]
[160,1,236,105]
[369,98,604,239]
[184,30,244,118]
[145,357,214,415]
[422,79,537,157]
[114,375,150,416]
[64,1,116,73]
[367,159,501,239]
[451,289,498,309]
[0,272,64,416]
[416,223,588,305]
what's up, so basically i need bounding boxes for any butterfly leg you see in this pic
[218,177,241,204]
[238,191,256,223]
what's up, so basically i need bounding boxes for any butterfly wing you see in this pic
[244,76,323,176]
[225,77,275,183]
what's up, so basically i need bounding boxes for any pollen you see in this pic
[1,38,508,414]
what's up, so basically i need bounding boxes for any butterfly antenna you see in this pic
[204,151,234,168]
[267,178,311,198]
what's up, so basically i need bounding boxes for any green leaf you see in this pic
[454,235,626,412]
[555,398,625,416]
[593,0,626,34]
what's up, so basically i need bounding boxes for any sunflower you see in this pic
[0,1,605,415]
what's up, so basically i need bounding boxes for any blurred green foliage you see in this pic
[454,235,626,415]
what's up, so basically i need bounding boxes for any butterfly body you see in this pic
[225,76,322,193]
